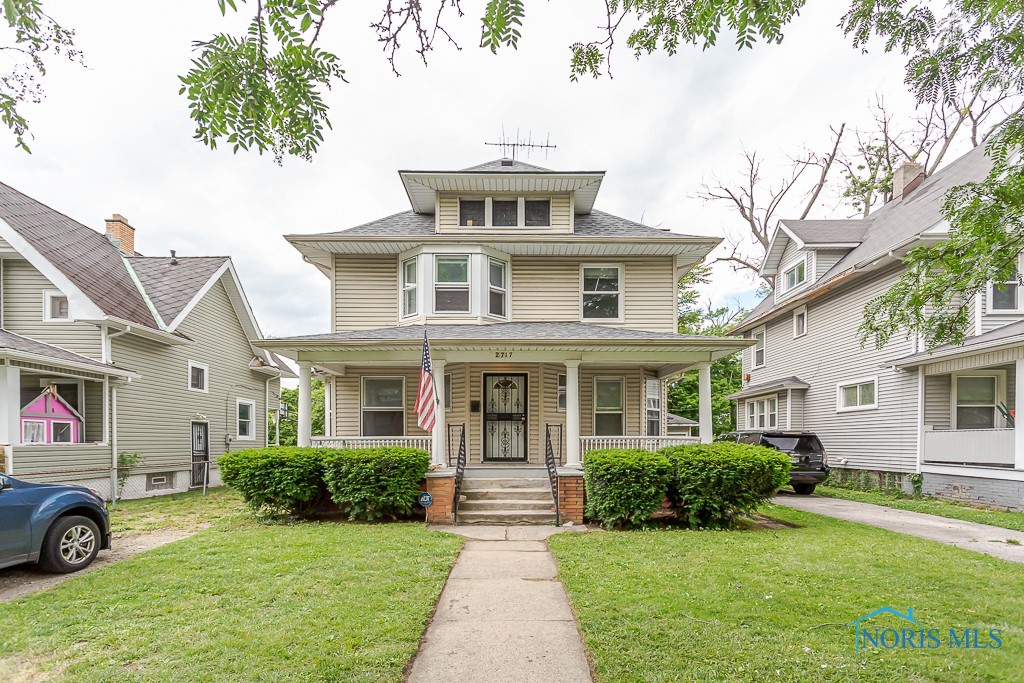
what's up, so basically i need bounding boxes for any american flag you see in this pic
[415,331,437,432]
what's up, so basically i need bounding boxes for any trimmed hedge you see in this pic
[322,447,431,521]
[660,442,791,528]
[583,449,673,529]
[219,447,325,517]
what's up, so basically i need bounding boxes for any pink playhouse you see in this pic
[20,384,83,444]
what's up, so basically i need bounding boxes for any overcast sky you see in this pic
[2,1,925,339]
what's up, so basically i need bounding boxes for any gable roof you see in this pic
[0,181,159,328]
[127,256,230,324]
[735,145,993,333]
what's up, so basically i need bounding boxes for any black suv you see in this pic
[716,431,829,495]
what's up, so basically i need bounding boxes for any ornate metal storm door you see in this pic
[483,373,528,462]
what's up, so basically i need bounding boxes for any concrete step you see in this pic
[461,477,550,491]
[460,498,555,512]
[463,465,548,479]
[462,487,553,501]
[458,509,558,525]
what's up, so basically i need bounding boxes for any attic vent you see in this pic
[500,159,513,167]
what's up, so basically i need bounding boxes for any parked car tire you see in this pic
[37,515,101,573]
[792,483,817,496]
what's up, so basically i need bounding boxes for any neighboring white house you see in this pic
[0,182,293,498]
[729,144,1024,510]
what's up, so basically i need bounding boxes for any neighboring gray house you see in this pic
[666,412,697,437]
[729,144,1024,509]
[0,182,292,498]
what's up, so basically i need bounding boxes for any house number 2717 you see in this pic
[495,351,514,358]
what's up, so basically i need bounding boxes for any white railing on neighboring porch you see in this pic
[580,436,700,455]
[311,436,433,454]
[923,429,1014,467]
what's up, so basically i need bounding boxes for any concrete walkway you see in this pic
[775,494,1024,564]
[408,525,593,683]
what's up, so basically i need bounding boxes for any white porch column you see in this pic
[0,365,19,473]
[698,363,713,444]
[432,359,447,466]
[297,361,312,447]
[1016,359,1024,470]
[564,360,582,468]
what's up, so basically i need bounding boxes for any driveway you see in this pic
[775,494,1024,564]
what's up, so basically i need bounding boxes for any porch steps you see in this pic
[458,477,558,525]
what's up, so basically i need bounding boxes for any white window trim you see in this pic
[779,255,809,296]
[557,373,567,412]
[42,290,72,322]
[236,398,256,440]
[745,397,777,429]
[434,254,472,314]
[400,257,418,318]
[51,419,76,443]
[986,265,1024,314]
[593,376,626,436]
[836,376,879,413]
[360,375,406,437]
[751,325,766,369]
[21,419,46,445]
[444,372,452,412]
[645,378,662,437]
[188,361,209,393]
[950,370,1007,430]
[486,257,509,320]
[792,305,807,338]
[580,264,625,323]
[458,195,552,229]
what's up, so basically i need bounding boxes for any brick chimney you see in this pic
[104,214,135,255]
[892,161,925,201]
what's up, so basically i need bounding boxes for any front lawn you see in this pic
[817,486,1024,533]
[109,487,246,534]
[0,514,461,682]
[550,505,1024,682]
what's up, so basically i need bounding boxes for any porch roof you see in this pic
[894,321,1024,369]
[0,329,138,380]
[727,376,809,400]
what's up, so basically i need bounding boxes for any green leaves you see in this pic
[219,446,326,518]
[583,449,674,528]
[481,0,524,54]
[322,446,431,521]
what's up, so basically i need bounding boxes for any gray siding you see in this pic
[741,267,919,472]
[978,289,1024,334]
[924,375,951,430]
[2,259,103,360]
[813,249,849,281]
[111,278,272,470]
[738,391,787,430]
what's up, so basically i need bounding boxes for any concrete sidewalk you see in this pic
[408,525,593,683]
[775,494,1024,564]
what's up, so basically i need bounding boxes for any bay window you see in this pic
[361,377,405,436]
[746,397,777,428]
[402,258,418,317]
[582,266,622,320]
[488,258,507,317]
[435,255,470,313]
[594,377,625,435]
[645,378,662,436]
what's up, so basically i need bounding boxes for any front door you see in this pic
[483,373,528,462]
[191,422,209,487]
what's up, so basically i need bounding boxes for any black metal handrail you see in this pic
[451,423,467,523]
[545,423,562,526]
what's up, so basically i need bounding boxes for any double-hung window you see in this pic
[953,375,1000,429]
[434,255,470,313]
[989,260,1023,312]
[594,378,625,436]
[488,259,507,318]
[402,258,418,317]
[237,399,256,440]
[781,257,807,293]
[645,379,662,436]
[793,306,807,338]
[581,266,622,320]
[361,377,405,436]
[752,326,766,368]
[836,377,878,412]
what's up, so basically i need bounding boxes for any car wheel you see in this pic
[38,515,101,573]
[792,483,816,495]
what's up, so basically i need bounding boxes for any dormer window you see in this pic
[457,197,551,228]
[459,200,485,227]
[525,200,551,227]
[434,255,470,312]
[492,200,518,227]
[780,256,807,293]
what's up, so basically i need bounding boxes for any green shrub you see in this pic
[219,447,325,518]
[660,443,790,528]
[583,449,673,529]
[322,447,430,521]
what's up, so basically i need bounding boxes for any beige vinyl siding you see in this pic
[2,259,103,360]
[741,266,919,472]
[333,367,430,440]
[512,256,676,332]
[111,279,271,470]
[437,193,572,233]
[333,254,398,330]
[579,366,643,438]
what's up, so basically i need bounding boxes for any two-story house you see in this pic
[0,181,292,499]
[729,144,1024,510]
[259,158,751,522]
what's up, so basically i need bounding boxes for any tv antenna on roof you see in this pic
[484,127,557,161]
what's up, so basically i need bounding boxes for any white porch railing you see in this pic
[311,436,433,454]
[922,429,1014,467]
[580,436,700,455]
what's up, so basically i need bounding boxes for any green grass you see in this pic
[109,487,247,534]
[549,506,1024,682]
[817,486,1024,533]
[0,511,461,682]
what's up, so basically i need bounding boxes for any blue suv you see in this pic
[0,474,111,573]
